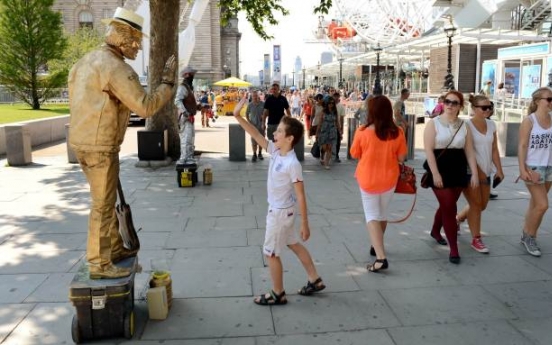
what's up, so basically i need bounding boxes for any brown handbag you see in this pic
[395,163,416,194]
[389,164,417,223]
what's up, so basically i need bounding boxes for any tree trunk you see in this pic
[148,0,180,160]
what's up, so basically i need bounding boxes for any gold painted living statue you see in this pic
[68,7,177,279]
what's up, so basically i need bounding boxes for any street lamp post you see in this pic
[373,43,383,95]
[338,55,344,89]
[317,61,321,88]
[443,23,457,91]
[292,70,295,87]
[302,67,306,89]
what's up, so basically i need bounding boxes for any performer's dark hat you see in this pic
[181,67,198,76]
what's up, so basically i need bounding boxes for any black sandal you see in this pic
[298,277,326,296]
[254,290,287,306]
[367,258,388,273]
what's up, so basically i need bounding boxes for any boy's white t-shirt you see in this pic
[267,141,303,209]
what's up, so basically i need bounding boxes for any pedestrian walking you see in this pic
[234,94,326,305]
[262,83,291,142]
[456,94,504,254]
[350,95,407,272]
[517,87,552,257]
[246,90,265,162]
[423,91,479,264]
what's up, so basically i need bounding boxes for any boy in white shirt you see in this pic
[234,94,326,306]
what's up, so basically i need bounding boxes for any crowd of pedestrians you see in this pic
[225,83,551,306]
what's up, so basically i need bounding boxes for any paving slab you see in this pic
[2,302,73,345]
[519,253,552,276]
[213,216,258,231]
[256,329,395,345]
[350,260,459,291]
[388,320,534,345]
[271,291,401,335]
[166,228,248,248]
[380,285,517,326]
[23,273,75,303]
[0,246,83,274]
[263,241,357,268]
[512,317,552,345]
[0,274,47,304]
[482,281,552,319]
[435,255,552,285]
[171,247,264,270]
[141,298,274,339]
[251,264,360,296]
[170,267,252,298]
[0,304,35,343]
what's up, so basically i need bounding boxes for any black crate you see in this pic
[176,164,198,187]
[69,257,137,343]
[137,130,167,161]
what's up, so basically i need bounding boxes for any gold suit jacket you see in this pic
[68,45,173,153]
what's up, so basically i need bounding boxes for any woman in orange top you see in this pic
[350,95,407,272]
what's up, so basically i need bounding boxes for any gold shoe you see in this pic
[111,248,139,264]
[89,263,131,279]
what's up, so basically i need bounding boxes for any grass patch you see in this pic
[0,103,69,124]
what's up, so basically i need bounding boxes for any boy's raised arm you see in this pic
[234,94,269,151]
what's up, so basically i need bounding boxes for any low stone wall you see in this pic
[0,115,70,155]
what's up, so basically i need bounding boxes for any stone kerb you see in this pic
[0,115,69,156]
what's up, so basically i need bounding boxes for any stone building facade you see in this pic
[52,0,240,83]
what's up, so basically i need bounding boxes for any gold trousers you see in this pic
[75,151,124,266]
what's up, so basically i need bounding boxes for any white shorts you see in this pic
[263,206,298,257]
[360,187,395,223]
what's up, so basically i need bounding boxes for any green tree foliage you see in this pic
[0,0,67,109]
[219,0,333,40]
[48,27,103,85]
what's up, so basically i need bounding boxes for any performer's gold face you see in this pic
[105,23,143,60]
[120,34,142,60]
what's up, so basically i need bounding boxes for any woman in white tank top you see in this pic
[517,87,552,257]
[456,95,504,254]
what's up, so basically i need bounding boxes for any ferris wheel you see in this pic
[333,0,446,46]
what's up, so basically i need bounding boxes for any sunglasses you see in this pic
[540,97,552,102]
[444,99,460,106]
[474,105,494,111]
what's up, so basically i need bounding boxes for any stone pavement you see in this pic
[0,117,551,345]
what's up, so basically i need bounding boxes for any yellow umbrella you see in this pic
[213,77,252,87]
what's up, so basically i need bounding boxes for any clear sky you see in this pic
[237,0,332,79]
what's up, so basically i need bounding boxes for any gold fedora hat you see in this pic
[102,7,148,38]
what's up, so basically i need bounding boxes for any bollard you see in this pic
[229,123,246,161]
[347,117,358,160]
[65,124,78,164]
[295,133,304,161]
[5,125,32,166]
[405,114,416,160]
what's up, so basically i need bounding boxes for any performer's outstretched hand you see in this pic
[161,55,177,85]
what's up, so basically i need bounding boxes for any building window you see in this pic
[79,10,93,28]
[103,8,112,19]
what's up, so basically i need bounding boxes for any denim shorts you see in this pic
[527,165,552,184]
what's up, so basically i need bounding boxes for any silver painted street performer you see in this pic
[175,66,198,165]
[68,7,177,279]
